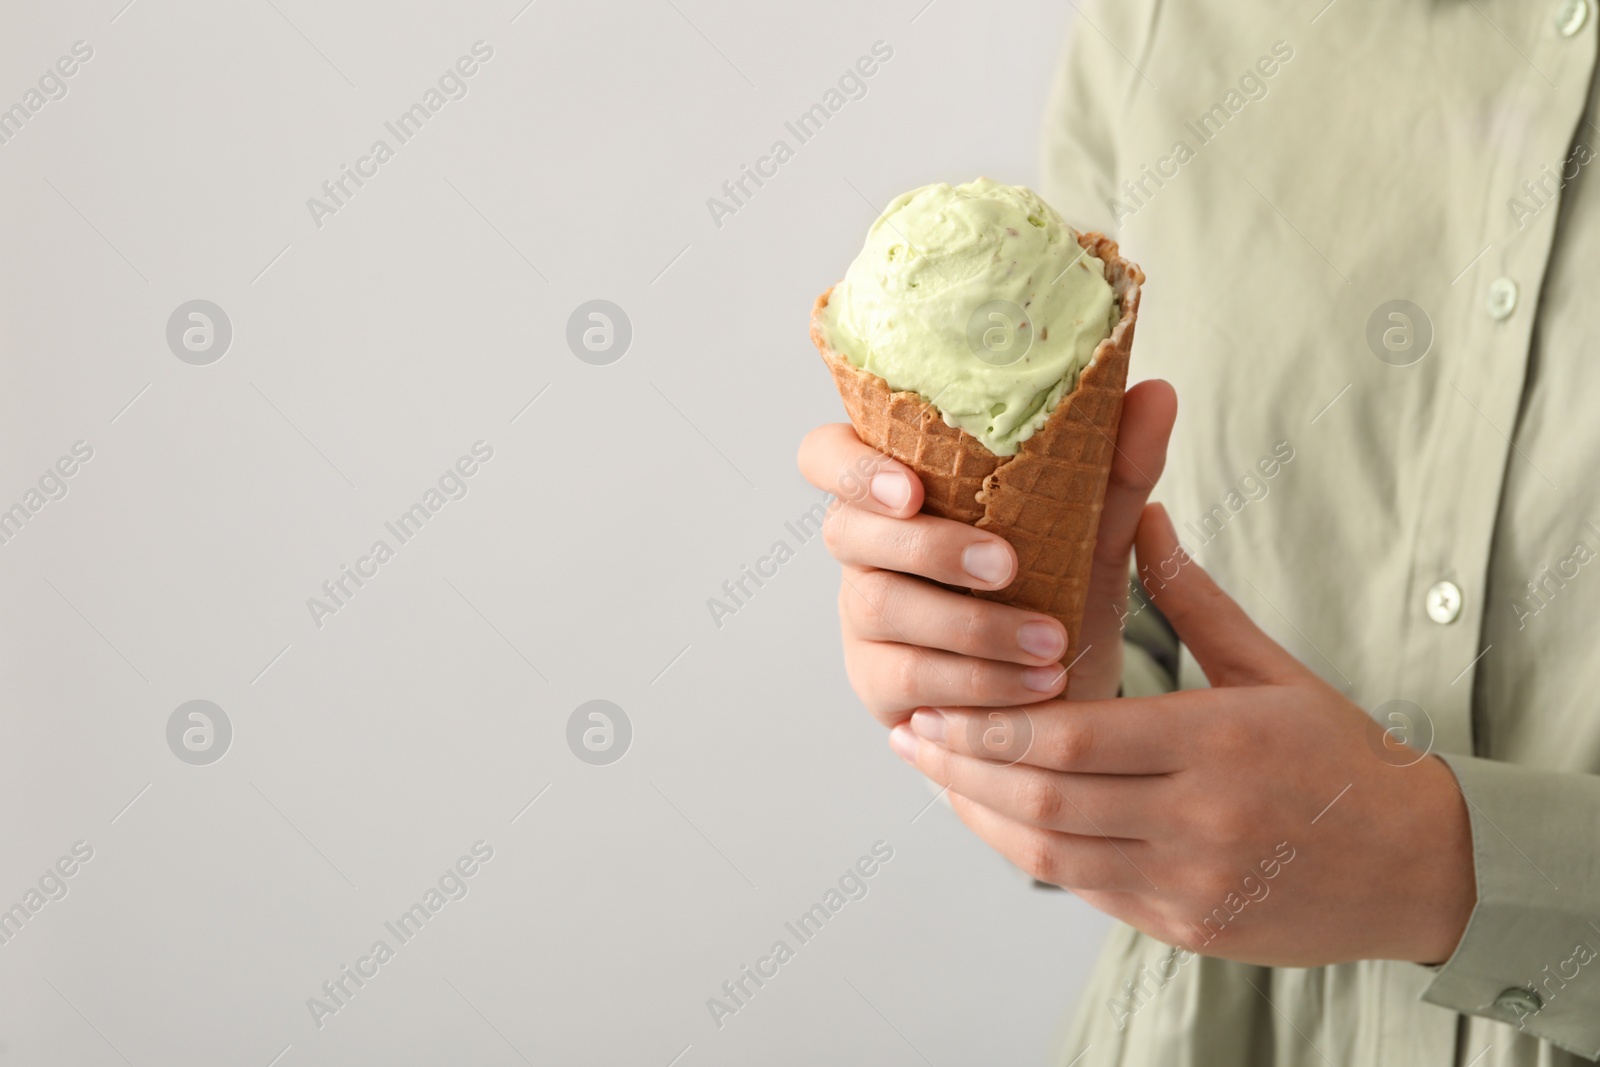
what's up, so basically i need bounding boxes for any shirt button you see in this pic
[1557,0,1589,36]
[1487,277,1519,320]
[1493,986,1544,1014]
[1426,581,1463,624]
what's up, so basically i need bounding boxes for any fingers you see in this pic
[893,724,1162,839]
[842,628,1068,724]
[839,567,1066,665]
[939,788,1156,892]
[1134,504,1304,687]
[1070,381,1177,701]
[798,423,922,518]
[906,702,1187,775]
[824,505,1018,591]
[1094,379,1178,573]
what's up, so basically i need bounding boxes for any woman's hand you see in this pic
[887,504,1478,967]
[796,380,1178,725]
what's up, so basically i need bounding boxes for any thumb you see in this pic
[1133,503,1303,687]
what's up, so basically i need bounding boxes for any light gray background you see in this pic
[0,1,1115,1063]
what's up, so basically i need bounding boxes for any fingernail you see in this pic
[1022,665,1066,693]
[1018,621,1065,659]
[962,541,1012,585]
[909,708,947,743]
[870,471,911,510]
[889,724,918,764]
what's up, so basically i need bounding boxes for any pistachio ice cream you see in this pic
[820,177,1117,456]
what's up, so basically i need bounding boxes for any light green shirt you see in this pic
[1040,2,1600,1063]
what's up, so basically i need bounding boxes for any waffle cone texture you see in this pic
[812,231,1143,672]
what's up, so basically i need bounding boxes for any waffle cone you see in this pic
[812,231,1143,673]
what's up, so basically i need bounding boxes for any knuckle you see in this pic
[1044,719,1094,769]
[886,649,926,709]
[1196,864,1241,905]
[1017,835,1062,884]
[1156,910,1202,951]
[853,569,897,626]
[948,601,992,651]
[1208,715,1253,758]
[888,523,938,573]
[1014,775,1062,824]
[849,653,909,724]
[1196,803,1249,850]
[959,656,997,698]
[820,505,851,556]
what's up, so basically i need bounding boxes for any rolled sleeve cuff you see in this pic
[1421,753,1600,1058]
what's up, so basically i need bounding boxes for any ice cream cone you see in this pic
[812,231,1143,674]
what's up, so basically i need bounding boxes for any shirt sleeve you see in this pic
[1421,753,1600,1059]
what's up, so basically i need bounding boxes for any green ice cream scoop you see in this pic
[820,177,1117,456]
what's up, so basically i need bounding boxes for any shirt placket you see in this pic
[1398,0,1596,764]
